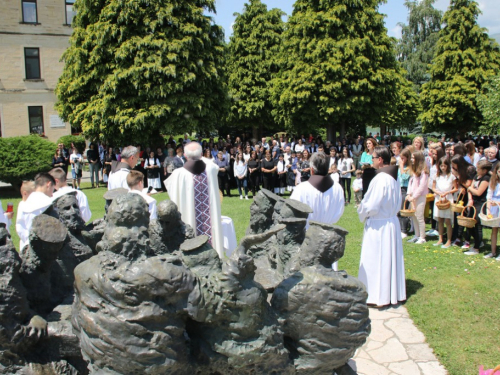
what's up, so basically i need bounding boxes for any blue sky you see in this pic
[211,0,500,41]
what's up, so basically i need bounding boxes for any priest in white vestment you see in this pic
[17,173,55,253]
[290,152,345,229]
[165,142,224,258]
[108,146,139,190]
[358,146,406,306]
[50,167,92,223]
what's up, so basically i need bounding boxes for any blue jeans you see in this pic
[236,177,248,196]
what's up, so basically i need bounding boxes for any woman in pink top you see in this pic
[407,151,429,244]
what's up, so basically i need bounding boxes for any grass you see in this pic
[2,182,499,374]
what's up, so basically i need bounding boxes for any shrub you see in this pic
[0,135,56,190]
[57,135,86,153]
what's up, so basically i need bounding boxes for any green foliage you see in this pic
[396,0,443,92]
[0,136,56,188]
[56,0,228,145]
[419,0,500,135]
[226,0,284,137]
[478,74,500,133]
[271,0,402,136]
[57,135,86,153]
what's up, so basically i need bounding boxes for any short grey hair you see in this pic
[310,152,329,176]
[121,146,138,160]
[184,142,202,160]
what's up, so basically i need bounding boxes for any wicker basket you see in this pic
[457,206,477,228]
[436,197,451,210]
[400,197,415,217]
[450,191,466,213]
[426,193,435,203]
[478,201,500,228]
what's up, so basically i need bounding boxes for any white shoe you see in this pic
[245,196,249,200]
[415,238,427,244]
[496,255,500,261]
[240,195,243,200]
[484,252,495,259]
[401,233,408,239]
[407,236,418,243]
[426,229,438,237]
[464,249,479,255]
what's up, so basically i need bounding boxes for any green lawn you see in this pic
[2,183,499,374]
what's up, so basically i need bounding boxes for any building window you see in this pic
[25,48,41,79]
[22,0,37,23]
[28,106,44,135]
[65,0,76,25]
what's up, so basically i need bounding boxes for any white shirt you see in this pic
[70,153,83,170]
[53,186,92,222]
[128,190,157,220]
[108,168,131,190]
[0,200,11,233]
[17,192,53,252]
[337,158,354,178]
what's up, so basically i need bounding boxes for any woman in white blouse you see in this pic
[338,147,355,204]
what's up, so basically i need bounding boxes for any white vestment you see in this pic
[357,171,406,305]
[290,180,345,229]
[0,200,11,233]
[108,168,131,190]
[165,159,224,258]
[17,192,53,253]
[128,190,157,220]
[53,186,92,222]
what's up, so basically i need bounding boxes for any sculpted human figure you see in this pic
[0,226,49,369]
[272,222,370,372]
[73,194,199,374]
[49,193,94,306]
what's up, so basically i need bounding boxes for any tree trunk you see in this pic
[326,124,336,144]
[380,124,386,140]
[340,123,346,140]
[252,125,259,143]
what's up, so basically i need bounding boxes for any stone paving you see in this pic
[348,304,448,375]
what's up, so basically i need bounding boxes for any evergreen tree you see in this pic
[478,74,500,133]
[226,0,284,139]
[271,0,402,139]
[396,0,443,92]
[56,0,227,144]
[419,0,500,135]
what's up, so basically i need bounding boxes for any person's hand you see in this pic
[467,200,473,207]
[5,212,14,220]
[13,315,47,343]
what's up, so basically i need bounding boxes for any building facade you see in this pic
[0,0,75,142]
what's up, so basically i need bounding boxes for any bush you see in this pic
[0,135,56,189]
[57,135,86,153]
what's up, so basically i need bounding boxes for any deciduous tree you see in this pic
[396,0,443,92]
[419,0,500,135]
[56,0,227,145]
[478,74,500,134]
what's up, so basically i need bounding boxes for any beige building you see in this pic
[0,0,75,142]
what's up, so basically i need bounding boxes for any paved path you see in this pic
[348,305,447,375]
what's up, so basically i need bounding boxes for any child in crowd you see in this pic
[407,151,429,244]
[463,160,492,255]
[432,157,457,248]
[330,164,340,184]
[485,162,500,260]
[352,170,363,207]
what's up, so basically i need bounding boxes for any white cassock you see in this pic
[291,175,345,270]
[17,192,53,253]
[108,167,131,190]
[53,186,92,222]
[358,168,406,306]
[290,178,345,229]
[165,159,224,258]
[128,190,157,220]
[16,201,27,249]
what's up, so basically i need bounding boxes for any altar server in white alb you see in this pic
[358,146,406,306]
[127,170,157,220]
[165,142,224,258]
[17,173,55,253]
[291,151,345,228]
[50,168,92,223]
